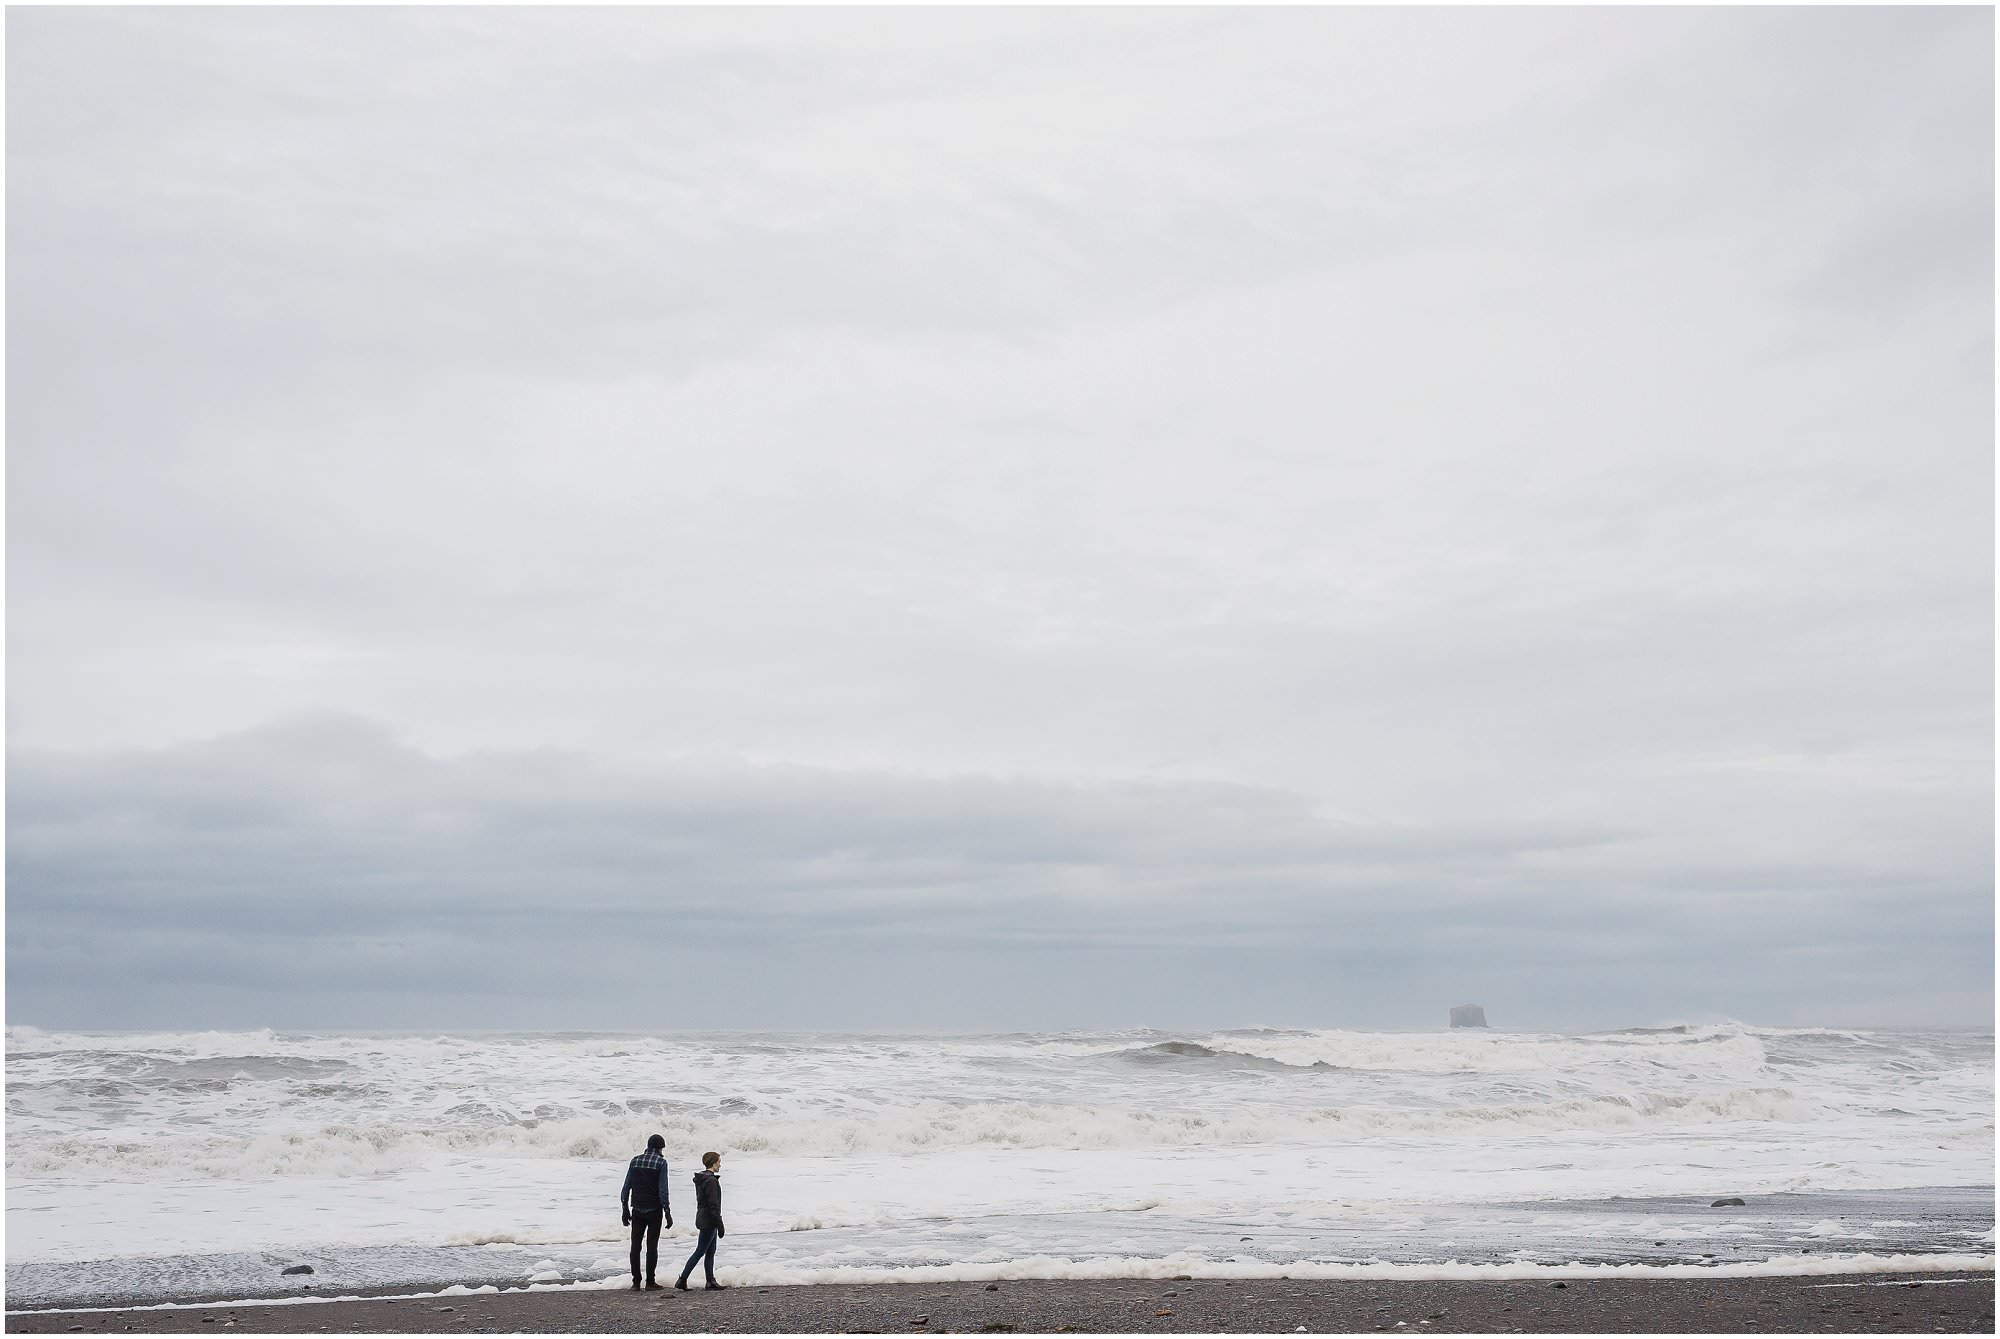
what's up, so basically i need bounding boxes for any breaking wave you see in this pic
[8,1086,1825,1180]
[1159,1024,1778,1074]
[6,1023,1990,1309]
[1104,1041,1329,1071]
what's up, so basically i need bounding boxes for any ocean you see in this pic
[5,1023,1992,1309]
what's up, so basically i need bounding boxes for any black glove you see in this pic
[621,1209,631,1227]
[717,1224,725,1239]
[665,1217,673,1230]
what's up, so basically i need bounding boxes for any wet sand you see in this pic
[9,1273,1993,1334]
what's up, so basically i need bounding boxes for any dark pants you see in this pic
[679,1227,718,1285]
[629,1209,663,1282]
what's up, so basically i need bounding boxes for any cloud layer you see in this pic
[8,716,1988,1030]
[7,9,1991,1028]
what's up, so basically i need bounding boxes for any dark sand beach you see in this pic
[10,1273,1993,1334]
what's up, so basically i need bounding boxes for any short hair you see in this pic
[702,1150,721,1168]
[647,1134,665,1151]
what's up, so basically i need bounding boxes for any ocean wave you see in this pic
[1156,1026,1776,1074]
[1103,1042,1328,1072]
[5,1087,1826,1179]
[0,1022,1917,1091]
[5,1027,295,1057]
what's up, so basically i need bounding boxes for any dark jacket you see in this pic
[693,1169,724,1234]
[621,1151,671,1218]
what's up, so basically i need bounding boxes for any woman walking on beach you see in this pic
[676,1151,725,1290]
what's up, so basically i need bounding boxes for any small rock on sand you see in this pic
[281,1265,315,1276]
[1711,1197,1746,1207]
[985,1284,1000,1291]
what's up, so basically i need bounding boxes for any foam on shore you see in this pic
[11,1251,1995,1317]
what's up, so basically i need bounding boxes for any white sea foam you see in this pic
[6,1085,1842,1179]
[696,1251,1999,1287]
[5,1024,1991,1305]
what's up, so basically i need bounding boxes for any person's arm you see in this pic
[620,1163,635,1225]
[658,1164,673,1228]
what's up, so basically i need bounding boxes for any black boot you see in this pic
[674,1277,690,1291]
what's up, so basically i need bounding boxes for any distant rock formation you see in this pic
[1450,1004,1488,1028]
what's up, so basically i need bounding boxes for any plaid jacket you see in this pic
[621,1150,672,1215]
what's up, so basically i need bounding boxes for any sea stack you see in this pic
[1449,1004,1488,1028]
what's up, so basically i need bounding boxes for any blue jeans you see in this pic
[679,1227,718,1285]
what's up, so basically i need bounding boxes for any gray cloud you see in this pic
[7,717,1989,1030]
[6,8,1991,1030]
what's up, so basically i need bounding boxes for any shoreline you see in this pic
[8,1273,1994,1334]
[10,1185,1991,1313]
[9,1252,1998,1316]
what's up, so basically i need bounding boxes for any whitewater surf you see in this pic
[6,1024,1991,1307]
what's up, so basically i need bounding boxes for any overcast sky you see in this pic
[7,8,1992,1033]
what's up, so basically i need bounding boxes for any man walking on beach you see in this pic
[620,1134,673,1290]
[676,1151,725,1290]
